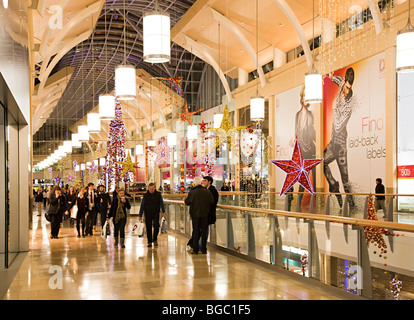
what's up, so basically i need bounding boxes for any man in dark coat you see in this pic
[185,177,214,254]
[48,186,66,239]
[85,182,98,236]
[139,182,166,248]
[97,184,111,229]
[202,176,219,225]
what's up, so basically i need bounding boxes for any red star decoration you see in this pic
[177,101,202,126]
[199,120,208,131]
[271,139,323,196]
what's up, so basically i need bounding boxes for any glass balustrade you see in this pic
[159,192,414,300]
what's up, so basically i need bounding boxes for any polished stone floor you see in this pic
[3,211,339,300]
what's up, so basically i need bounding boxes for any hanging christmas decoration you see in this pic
[199,120,208,132]
[176,101,202,126]
[364,194,388,261]
[152,137,174,166]
[390,276,403,300]
[104,102,128,185]
[300,253,308,273]
[88,160,98,175]
[117,152,139,178]
[66,173,75,185]
[204,153,216,176]
[53,174,62,186]
[155,76,183,96]
[271,139,323,196]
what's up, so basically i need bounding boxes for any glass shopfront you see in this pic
[0,101,6,268]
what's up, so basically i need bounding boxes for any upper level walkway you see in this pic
[2,208,339,300]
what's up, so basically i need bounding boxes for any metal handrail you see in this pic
[163,199,414,233]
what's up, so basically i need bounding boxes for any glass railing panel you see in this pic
[166,202,176,231]
[275,216,309,275]
[364,227,414,300]
[215,208,227,248]
[312,221,360,295]
[250,213,272,263]
[230,210,247,255]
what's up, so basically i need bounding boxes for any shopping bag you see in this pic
[132,222,145,237]
[70,205,78,219]
[45,206,51,222]
[101,220,109,239]
[160,217,168,233]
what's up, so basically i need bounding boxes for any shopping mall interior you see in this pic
[1,0,414,304]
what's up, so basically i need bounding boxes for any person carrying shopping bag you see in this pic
[109,189,131,248]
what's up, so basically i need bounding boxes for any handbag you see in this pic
[71,204,78,219]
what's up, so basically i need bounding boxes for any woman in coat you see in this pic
[109,189,131,248]
[64,186,77,224]
[48,186,65,239]
[67,187,89,238]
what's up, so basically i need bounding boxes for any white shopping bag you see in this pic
[160,217,168,233]
[132,222,145,237]
[70,205,78,219]
[101,220,109,239]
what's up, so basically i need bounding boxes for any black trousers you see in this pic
[145,213,160,243]
[50,214,61,237]
[85,207,97,235]
[76,213,86,236]
[192,216,208,253]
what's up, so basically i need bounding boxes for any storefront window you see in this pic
[397,73,414,212]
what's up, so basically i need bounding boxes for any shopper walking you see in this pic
[85,183,98,236]
[375,178,387,219]
[97,185,111,229]
[109,189,131,248]
[138,183,166,248]
[48,186,65,239]
[67,187,89,238]
[185,177,214,254]
[35,189,43,216]
[202,176,219,226]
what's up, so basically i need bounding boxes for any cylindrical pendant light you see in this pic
[304,69,323,103]
[71,133,82,148]
[135,144,144,155]
[87,113,101,133]
[143,9,170,63]
[99,158,106,166]
[167,133,176,146]
[187,125,198,140]
[78,125,89,142]
[115,65,136,100]
[99,94,116,120]
[63,140,72,154]
[147,140,156,147]
[396,0,414,73]
[214,114,223,128]
[304,0,323,104]
[250,95,265,122]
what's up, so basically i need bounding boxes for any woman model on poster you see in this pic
[323,67,356,209]
[293,86,316,206]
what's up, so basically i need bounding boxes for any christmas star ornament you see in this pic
[199,120,208,132]
[271,139,323,196]
[117,152,138,177]
[177,101,202,126]
[152,137,174,166]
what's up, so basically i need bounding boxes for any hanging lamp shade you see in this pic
[143,10,170,63]
[304,67,323,104]
[250,95,265,121]
[71,133,82,148]
[187,125,198,140]
[63,140,72,154]
[135,144,144,155]
[87,113,101,133]
[99,94,116,120]
[78,125,89,142]
[147,140,156,147]
[167,133,176,146]
[396,11,414,73]
[214,113,223,129]
[115,65,136,100]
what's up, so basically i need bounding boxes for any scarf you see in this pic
[115,196,126,224]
